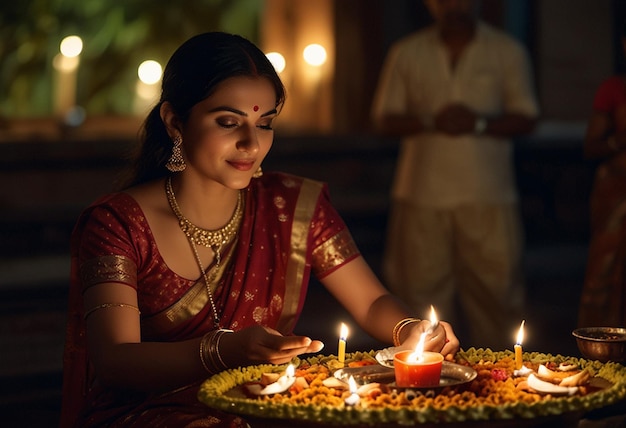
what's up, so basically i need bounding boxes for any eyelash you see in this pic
[217,119,273,131]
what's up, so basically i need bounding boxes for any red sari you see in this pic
[579,76,626,327]
[60,172,360,427]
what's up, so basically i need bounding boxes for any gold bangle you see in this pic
[608,136,619,151]
[199,329,234,374]
[392,317,421,347]
[84,303,140,320]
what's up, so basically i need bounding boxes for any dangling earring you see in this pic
[252,166,263,178]
[166,135,186,172]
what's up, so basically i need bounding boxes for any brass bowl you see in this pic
[572,327,626,363]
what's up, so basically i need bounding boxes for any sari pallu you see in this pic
[579,154,626,328]
[60,172,360,427]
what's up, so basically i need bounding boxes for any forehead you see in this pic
[209,76,276,105]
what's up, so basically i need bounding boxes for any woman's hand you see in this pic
[220,325,324,368]
[399,320,460,361]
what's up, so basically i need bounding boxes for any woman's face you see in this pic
[181,76,278,189]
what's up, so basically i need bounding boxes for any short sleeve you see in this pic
[309,185,360,278]
[74,195,144,291]
[592,76,626,114]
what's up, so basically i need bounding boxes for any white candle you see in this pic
[133,60,162,115]
[53,36,82,117]
[338,323,349,366]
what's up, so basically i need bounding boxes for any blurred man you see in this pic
[371,0,539,349]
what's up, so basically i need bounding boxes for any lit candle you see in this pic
[53,35,83,117]
[427,305,439,333]
[133,59,163,115]
[338,323,348,366]
[514,320,525,370]
[258,364,296,395]
[393,332,443,388]
[344,375,360,406]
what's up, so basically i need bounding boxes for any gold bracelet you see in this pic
[199,329,234,374]
[392,317,421,347]
[608,136,619,151]
[84,303,140,320]
[199,334,213,373]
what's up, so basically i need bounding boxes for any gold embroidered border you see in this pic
[141,239,237,339]
[80,255,137,290]
[311,229,360,276]
[277,178,323,334]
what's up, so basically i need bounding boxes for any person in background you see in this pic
[578,22,626,328]
[60,32,459,427]
[371,0,538,350]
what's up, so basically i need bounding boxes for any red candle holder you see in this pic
[393,350,443,388]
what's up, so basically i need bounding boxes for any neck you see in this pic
[438,20,476,47]
[167,176,241,230]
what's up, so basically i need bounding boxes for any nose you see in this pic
[236,124,260,154]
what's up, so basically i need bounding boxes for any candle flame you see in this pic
[286,364,295,378]
[348,375,357,394]
[340,323,349,340]
[516,320,525,345]
[429,305,439,332]
[408,332,427,363]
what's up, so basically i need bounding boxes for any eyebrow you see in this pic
[208,106,277,117]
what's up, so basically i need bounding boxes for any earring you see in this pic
[166,135,186,172]
[252,166,263,178]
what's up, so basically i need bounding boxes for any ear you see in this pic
[160,102,182,139]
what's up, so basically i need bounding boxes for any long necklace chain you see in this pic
[165,177,244,328]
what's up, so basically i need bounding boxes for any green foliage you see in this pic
[0,0,262,117]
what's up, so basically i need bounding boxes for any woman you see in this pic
[60,32,459,427]
[579,23,626,328]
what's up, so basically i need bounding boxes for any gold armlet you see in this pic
[84,303,140,320]
[392,317,421,347]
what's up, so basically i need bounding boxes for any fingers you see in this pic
[439,321,460,358]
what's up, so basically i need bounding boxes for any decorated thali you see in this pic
[198,348,626,426]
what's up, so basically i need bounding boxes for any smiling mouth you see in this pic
[228,160,255,171]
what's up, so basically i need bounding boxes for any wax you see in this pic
[393,350,443,388]
[514,344,523,370]
[338,323,348,366]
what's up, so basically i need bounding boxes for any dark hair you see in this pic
[124,32,286,187]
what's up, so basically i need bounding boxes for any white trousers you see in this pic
[383,202,525,350]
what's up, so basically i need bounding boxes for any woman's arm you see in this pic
[319,256,459,357]
[84,283,322,392]
[583,110,624,159]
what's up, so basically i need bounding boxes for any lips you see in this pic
[228,160,255,171]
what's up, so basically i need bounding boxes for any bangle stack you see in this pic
[392,317,421,347]
[199,328,233,374]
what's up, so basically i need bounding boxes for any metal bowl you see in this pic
[572,327,626,363]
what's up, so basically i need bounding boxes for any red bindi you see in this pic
[253,105,259,112]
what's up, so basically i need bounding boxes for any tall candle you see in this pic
[514,320,525,370]
[53,35,82,117]
[338,323,348,366]
[394,332,443,388]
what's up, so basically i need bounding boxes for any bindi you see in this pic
[253,105,259,112]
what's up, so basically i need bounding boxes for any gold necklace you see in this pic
[165,177,244,328]
[165,177,244,249]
